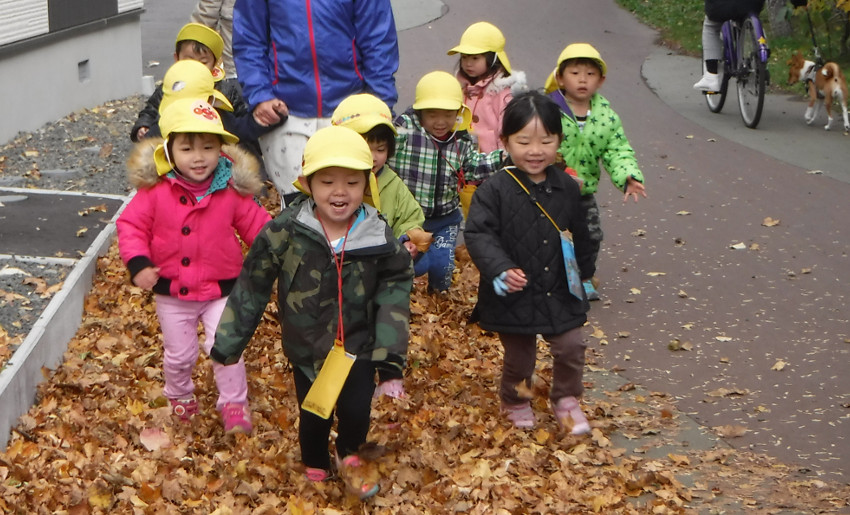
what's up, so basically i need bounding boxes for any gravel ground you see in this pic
[0,95,145,361]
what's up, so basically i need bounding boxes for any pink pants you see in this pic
[155,295,248,410]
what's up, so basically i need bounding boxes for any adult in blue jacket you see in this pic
[233,0,400,205]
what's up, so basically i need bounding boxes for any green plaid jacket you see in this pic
[389,108,503,218]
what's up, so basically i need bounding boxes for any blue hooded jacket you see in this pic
[233,0,399,118]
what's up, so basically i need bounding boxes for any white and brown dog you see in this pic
[787,51,850,131]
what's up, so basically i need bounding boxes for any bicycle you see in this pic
[702,12,771,129]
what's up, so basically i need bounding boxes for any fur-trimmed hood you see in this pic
[459,70,528,97]
[125,138,264,197]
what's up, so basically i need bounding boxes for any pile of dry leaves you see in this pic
[0,242,848,514]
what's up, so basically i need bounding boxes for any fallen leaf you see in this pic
[707,387,749,397]
[729,242,746,250]
[714,424,748,438]
[514,379,534,400]
[771,360,787,371]
[715,336,733,342]
[139,428,171,451]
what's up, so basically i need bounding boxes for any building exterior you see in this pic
[0,0,145,143]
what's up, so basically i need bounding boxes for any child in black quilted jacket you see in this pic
[464,91,595,434]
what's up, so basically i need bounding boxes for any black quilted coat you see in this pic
[705,0,765,21]
[464,163,595,335]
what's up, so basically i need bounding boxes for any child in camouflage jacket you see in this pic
[211,126,413,499]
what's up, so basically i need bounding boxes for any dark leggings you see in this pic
[293,359,376,470]
[498,327,587,405]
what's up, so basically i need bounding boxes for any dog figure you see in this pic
[787,51,850,131]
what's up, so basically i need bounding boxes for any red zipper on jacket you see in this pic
[351,39,363,81]
[305,0,323,116]
[271,42,279,85]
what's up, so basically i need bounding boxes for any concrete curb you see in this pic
[0,193,132,449]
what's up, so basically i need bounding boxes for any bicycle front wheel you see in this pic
[736,17,766,128]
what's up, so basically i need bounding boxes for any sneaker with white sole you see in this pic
[693,73,721,92]
[336,453,380,499]
[221,402,252,434]
[552,396,591,435]
[501,401,536,429]
[169,396,199,423]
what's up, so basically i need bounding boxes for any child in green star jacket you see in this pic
[545,43,647,300]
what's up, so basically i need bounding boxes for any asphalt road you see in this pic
[143,0,849,482]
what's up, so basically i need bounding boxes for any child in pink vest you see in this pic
[448,21,527,153]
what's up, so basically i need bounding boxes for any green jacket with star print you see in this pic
[549,91,643,196]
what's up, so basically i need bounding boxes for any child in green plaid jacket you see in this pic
[389,71,503,293]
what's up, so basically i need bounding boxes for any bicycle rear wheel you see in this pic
[704,57,730,113]
[736,17,766,128]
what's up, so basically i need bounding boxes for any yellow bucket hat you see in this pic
[331,93,397,135]
[154,98,238,175]
[447,22,512,76]
[160,60,233,114]
[544,43,608,94]
[300,126,373,177]
[293,126,379,207]
[412,71,472,132]
[175,22,224,61]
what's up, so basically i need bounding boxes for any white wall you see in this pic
[0,16,143,144]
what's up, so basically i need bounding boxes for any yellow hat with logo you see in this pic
[175,22,224,61]
[331,94,397,135]
[154,98,238,175]
[544,43,608,94]
[412,71,472,131]
[160,60,233,114]
[447,22,512,76]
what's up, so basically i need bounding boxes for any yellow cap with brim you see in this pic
[412,71,472,132]
[331,93,397,135]
[447,21,512,76]
[160,60,233,114]
[175,23,224,61]
[300,125,374,177]
[544,43,608,94]
[292,126,379,207]
[154,98,238,175]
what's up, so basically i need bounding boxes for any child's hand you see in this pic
[623,177,647,203]
[254,99,289,126]
[494,268,527,296]
[135,126,149,140]
[403,240,418,258]
[504,268,528,292]
[132,266,160,290]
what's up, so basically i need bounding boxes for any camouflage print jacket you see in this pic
[210,197,414,381]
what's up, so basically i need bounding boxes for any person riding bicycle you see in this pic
[693,0,766,91]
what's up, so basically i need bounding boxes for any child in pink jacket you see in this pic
[117,98,271,433]
[448,21,527,153]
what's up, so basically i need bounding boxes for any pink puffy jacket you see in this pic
[117,141,271,301]
[458,70,527,153]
